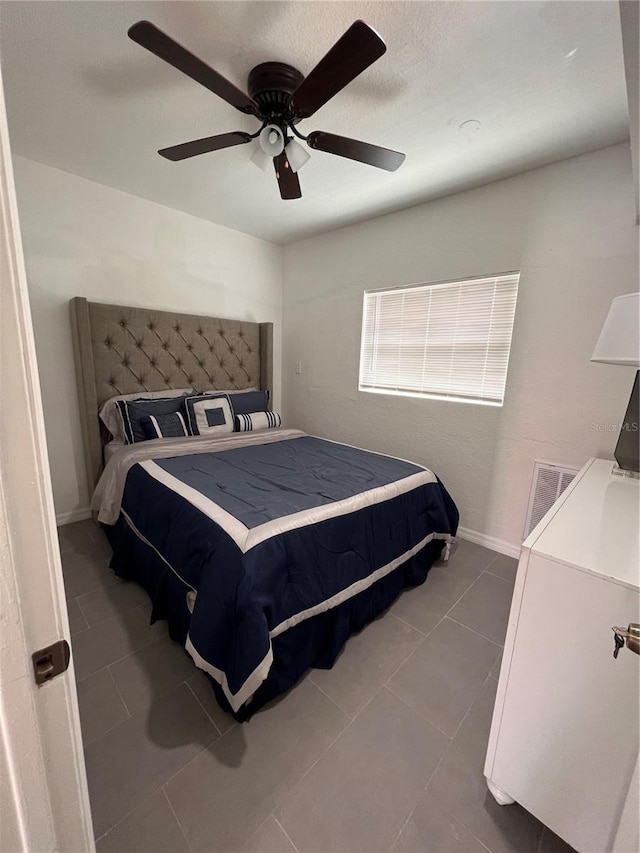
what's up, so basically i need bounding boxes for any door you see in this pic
[0,56,94,851]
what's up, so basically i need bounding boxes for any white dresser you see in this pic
[484,458,639,853]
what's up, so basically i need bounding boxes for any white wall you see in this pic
[282,143,639,553]
[13,156,283,523]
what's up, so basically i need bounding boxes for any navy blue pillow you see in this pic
[140,412,189,440]
[225,390,270,416]
[115,397,187,444]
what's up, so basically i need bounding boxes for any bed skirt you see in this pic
[104,517,445,722]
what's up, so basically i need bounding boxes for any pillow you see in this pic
[184,394,234,436]
[223,389,270,416]
[234,411,282,432]
[203,386,258,395]
[115,396,189,444]
[100,388,193,442]
[141,412,189,440]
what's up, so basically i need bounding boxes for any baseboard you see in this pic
[456,526,521,560]
[56,507,92,527]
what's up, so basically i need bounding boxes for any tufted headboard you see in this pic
[69,297,273,494]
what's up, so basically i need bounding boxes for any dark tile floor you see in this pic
[59,520,574,853]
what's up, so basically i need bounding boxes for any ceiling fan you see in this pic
[127,19,405,200]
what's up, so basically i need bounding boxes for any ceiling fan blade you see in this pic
[158,132,252,161]
[128,21,257,114]
[273,153,302,200]
[307,131,405,172]
[290,20,386,118]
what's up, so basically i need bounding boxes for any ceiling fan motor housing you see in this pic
[247,62,305,124]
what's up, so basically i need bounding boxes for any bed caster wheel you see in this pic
[486,778,515,806]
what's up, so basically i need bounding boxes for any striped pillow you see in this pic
[141,412,189,439]
[234,411,282,432]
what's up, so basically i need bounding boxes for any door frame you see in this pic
[0,56,94,852]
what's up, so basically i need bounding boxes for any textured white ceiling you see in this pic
[0,1,629,244]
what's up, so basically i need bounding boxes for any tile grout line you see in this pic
[414,672,500,853]
[81,714,131,750]
[383,561,509,853]
[272,684,385,831]
[184,678,224,738]
[273,815,300,853]
[73,609,163,684]
[75,593,149,631]
[381,559,488,691]
[92,789,161,846]
[160,702,241,797]
[162,786,193,853]
[93,723,218,845]
[386,744,450,853]
[306,672,356,720]
[388,611,429,637]
[483,567,516,585]
[449,669,496,744]
[383,684,456,742]
[446,614,505,648]
[106,662,133,718]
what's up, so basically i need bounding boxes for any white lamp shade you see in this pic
[591,292,640,367]
[258,124,284,157]
[250,144,273,172]
[285,139,310,173]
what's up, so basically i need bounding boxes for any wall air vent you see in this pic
[523,461,579,539]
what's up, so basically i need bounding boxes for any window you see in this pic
[359,272,520,406]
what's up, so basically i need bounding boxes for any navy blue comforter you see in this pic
[119,435,458,712]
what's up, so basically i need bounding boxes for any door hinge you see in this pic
[32,639,71,685]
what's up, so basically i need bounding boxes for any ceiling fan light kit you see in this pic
[284,139,311,173]
[258,124,285,157]
[128,19,406,200]
[250,144,274,173]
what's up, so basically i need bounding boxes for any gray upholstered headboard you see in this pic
[69,297,273,494]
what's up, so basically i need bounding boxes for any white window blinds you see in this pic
[359,273,520,406]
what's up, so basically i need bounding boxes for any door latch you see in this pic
[32,639,71,685]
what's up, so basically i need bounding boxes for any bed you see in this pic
[71,298,459,720]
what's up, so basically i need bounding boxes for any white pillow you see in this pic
[184,395,234,436]
[234,411,282,432]
[99,388,193,443]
